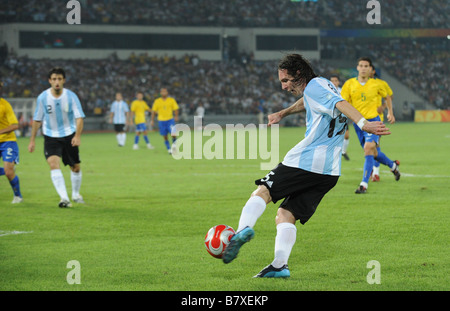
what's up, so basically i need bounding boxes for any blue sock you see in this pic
[373,160,380,168]
[164,140,170,150]
[9,175,22,197]
[0,167,4,176]
[144,135,149,144]
[375,147,394,169]
[172,137,177,144]
[363,155,374,184]
[134,135,139,144]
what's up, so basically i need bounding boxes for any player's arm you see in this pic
[173,108,179,122]
[28,120,42,153]
[109,111,114,123]
[385,95,395,124]
[336,100,390,136]
[150,109,157,127]
[0,123,18,135]
[268,97,305,126]
[71,117,84,147]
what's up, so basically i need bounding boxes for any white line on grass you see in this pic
[0,230,33,237]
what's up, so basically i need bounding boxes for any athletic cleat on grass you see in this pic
[59,200,72,208]
[11,196,23,204]
[371,174,380,182]
[355,185,367,194]
[72,195,85,204]
[222,226,254,264]
[253,264,290,278]
[342,153,350,161]
[391,160,401,181]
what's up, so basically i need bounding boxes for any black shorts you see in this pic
[255,163,339,224]
[44,133,81,167]
[114,124,126,132]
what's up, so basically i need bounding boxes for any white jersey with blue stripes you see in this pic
[34,88,85,138]
[110,100,129,124]
[282,77,347,176]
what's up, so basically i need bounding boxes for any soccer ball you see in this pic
[204,225,235,259]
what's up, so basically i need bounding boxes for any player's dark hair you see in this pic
[357,57,373,67]
[330,74,340,81]
[48,67,66,79]
[278,54,318,87]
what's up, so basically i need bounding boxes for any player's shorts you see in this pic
[353,116,381,147]
[135,123,147,132]
[158,119,176,136]
[0,141,20,164]
[44,133,80,167]
[255,163,339,225]
[114,124,126,132]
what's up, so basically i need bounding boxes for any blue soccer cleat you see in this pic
[222,226,254,264]
[253,264,290,278]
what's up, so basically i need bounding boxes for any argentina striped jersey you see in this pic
[34,88,85,138]
[110,100,129,124]
[282,77,347,176]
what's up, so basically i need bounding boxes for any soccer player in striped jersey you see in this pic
[130,92,154,150]
[222,54,390,278]
[370,65,395,182]
[0,79,23,203]
[341,57,400,194]
[109,92,130,147]
[151,88,179,155]
[28,67,86,208]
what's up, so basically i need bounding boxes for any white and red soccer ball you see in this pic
[204,225,235,258]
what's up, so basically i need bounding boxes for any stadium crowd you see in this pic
[1,0,449,28]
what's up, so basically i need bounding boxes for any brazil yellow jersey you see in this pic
[130,100,150,124]
[373,78,393,121]
[341,77,387,120]
[152,97,179,121]
[0,98,18,143]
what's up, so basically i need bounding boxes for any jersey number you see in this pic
[328,115,348,138]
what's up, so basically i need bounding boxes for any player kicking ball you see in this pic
[222,54,390,278]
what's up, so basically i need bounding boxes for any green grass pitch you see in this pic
[0,122,449,291]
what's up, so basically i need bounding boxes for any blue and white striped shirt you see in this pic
[282,77,347,176]
[34,88,85,138]
[110,100,129,124]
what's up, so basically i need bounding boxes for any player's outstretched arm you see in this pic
[336,100,390,136]
[28,120,42,153]
[268,97,305,126]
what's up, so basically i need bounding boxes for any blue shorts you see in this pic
[0,141,20,164]
[158,119,176,136]
[135,123,147,132]
[353,116,380,147]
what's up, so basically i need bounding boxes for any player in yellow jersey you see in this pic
[370,65,395,182]
[151,88,179,155]
[0,79,23,203]
[341,57,400,194]
[130,91,154,150]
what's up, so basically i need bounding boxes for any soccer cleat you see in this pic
[72,195,85,204]
[59,200,72,208]
[391,160,401,181]
[222,226,254,264]
[147,144,154,149]
[371,174,380,182]
[133,144,139,150]
[253,264,290,278]
[11,196,23,204]
[355,185,367,194]
[342,153,350,161]
[171,144,177,155]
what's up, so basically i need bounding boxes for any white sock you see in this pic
[71,170,82,199]
[342,138,350,153]
[50,169,69,201]
[116,134,121,145]
[271,222,297,268]
[121,133,126,145]
[372,166,380,176]
[237,196,266,232]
